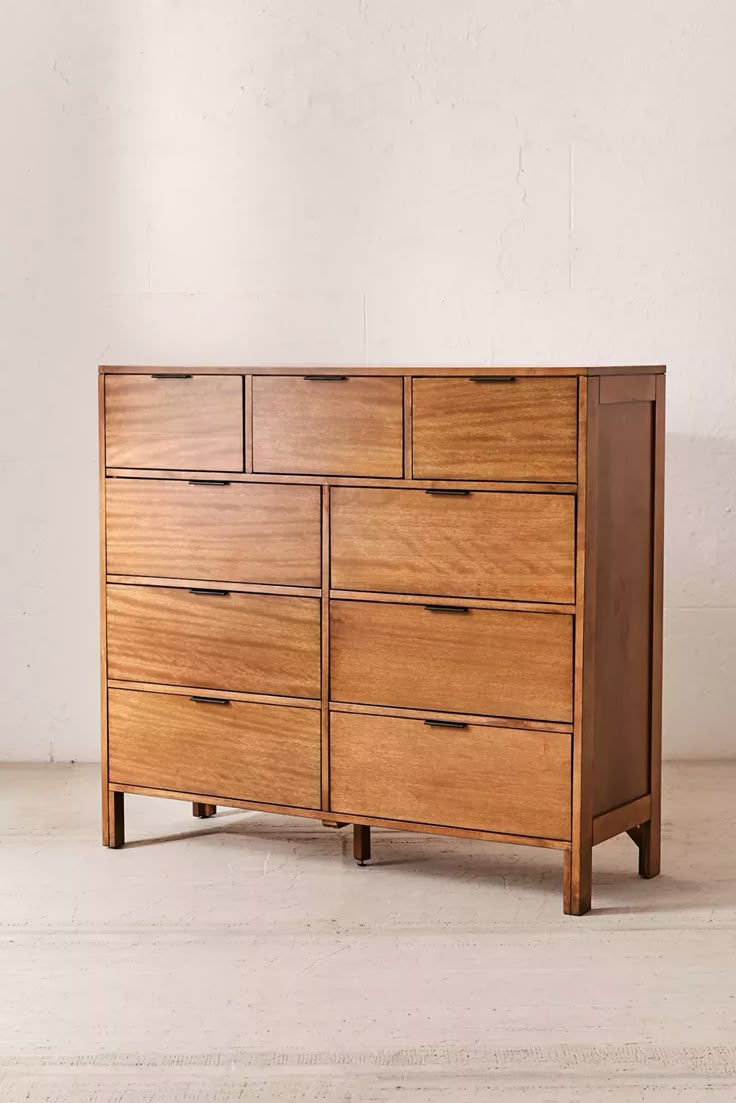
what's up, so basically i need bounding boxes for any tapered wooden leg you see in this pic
[637,819,660,879]
[321,820,349,829]
[353,824,371,865]
[563,843,591,915]
[107,790,125,849]
[192,803,217,818]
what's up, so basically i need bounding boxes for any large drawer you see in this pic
[331,487,575,603]
[105,374,244,471]
[330,710,571,840]
[252,376,404,477]
[330,600,573,722]
[108,689,321,809]
[106,585,320,699]
[412,376,578,482]
[106,479,321,587]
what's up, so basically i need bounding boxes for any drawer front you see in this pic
[412,377,578,482]
[331,487,575,603]
[108,689,321,808]
[105,375,244,471]
[107,585,320,698]
[331,600,573,722]
[252,376,404,477]
[106,479,321,587]
[330,711,571,840]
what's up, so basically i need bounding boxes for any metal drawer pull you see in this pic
[190,696,231,706]
[151,373,192,379]
[189,588,230,597]
[425,488,471,496]
[303,374,348,381]
[424,719,468,729]
[188,479,231,486]
[424,604,470,613]
[468,375,516,383]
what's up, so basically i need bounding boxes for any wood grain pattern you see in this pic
[108,689,321,809]
[107,575,318,598]
[328,590,572,614]
[330,711,571,840]
[106,467,576,493]
[106,478,321,586]
[252,376,404,477]
[331,487,575,603]
[99,374,110,845]
[591,394,654,816]
[329,700,572,734]
[107,680,318,708]
[321,486,330,809]
[412,377,578,482]
[106,584,320,698]
[105,374,244,470]
[331,599,573,722]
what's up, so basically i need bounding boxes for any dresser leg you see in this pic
[192,803,217,818]
[107,790,125,849]
[563,845,591,915]
[636,819,661,879]
[353,824,371,865]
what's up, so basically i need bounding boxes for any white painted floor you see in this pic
[1,762,735,1101]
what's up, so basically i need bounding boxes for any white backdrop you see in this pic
[1,1,734,760]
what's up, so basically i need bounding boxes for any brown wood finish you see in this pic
[193,803,217,818]
[106,584,320,699]
[331,599,573,722]
[107,680,319,709]
[412,377,578,482]
[599,374,656,404]
[643,374,666,879]
[353,824,371,864]
[106,478,321,587]
[99,364,664,915]
[105,374,244,471]
[331,487,575,603]
[329,700,571,734]
[331,712,571,840]
[566,377,595,915]
[106,467,577,493]
[590,388,654,816]
[108,689,321,809]
[99,375,110,845]
[252,376,404,477]
[592,795,652,846]
[102,365,666,378]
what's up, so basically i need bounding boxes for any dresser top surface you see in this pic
[99,365,665,377]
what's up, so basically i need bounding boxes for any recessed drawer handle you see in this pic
[150,373,192,379]
[425,488,471,496]
[189,588,230,597]
[424,604,470,613]
[423,719,468,729]
[188,479,231,486]
[468,375,516,383]
[190,696,231,706]
[303,374,348,381]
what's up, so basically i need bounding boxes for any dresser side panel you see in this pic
[591,388,656,816]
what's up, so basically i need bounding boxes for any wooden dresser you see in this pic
[99,366,665,915]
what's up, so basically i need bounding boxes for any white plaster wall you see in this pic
[0,1,734,761]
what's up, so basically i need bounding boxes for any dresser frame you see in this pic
[99,365,665,916]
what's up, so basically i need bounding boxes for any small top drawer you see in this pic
[252,376,404,477]
[105,374,244,471]
[412,377,578,483]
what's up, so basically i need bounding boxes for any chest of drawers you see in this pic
[99,366,665,915]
